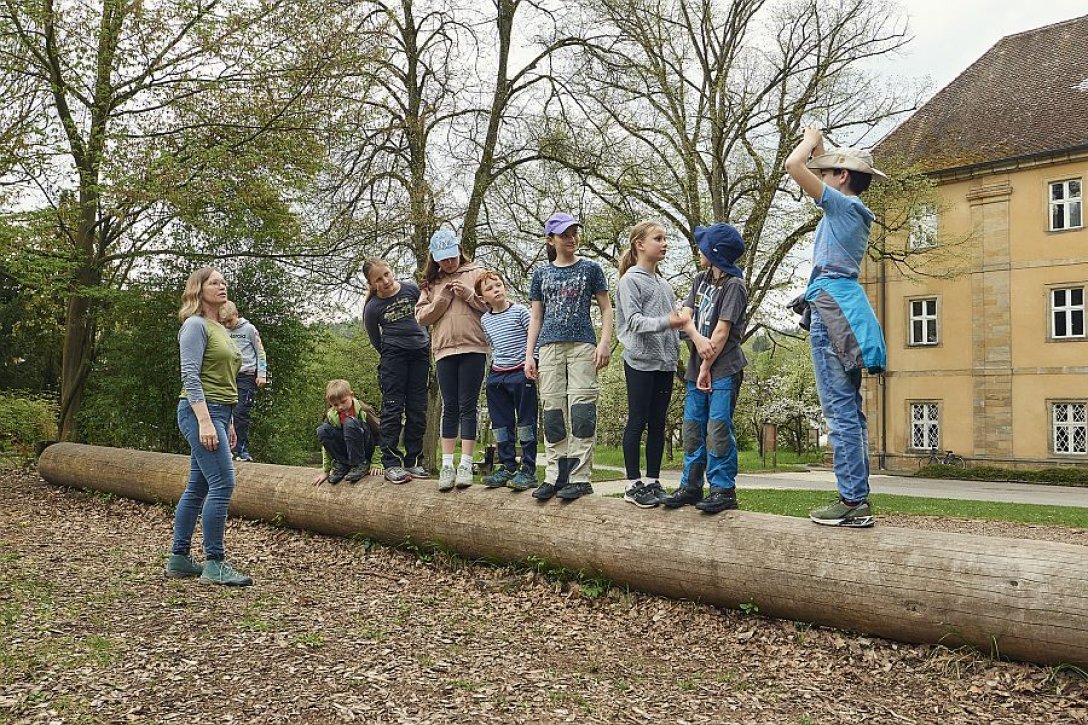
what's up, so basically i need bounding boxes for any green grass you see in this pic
[737,489,1088,529]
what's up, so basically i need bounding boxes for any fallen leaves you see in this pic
[0,468,1085,724]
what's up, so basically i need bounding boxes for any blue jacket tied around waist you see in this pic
[798,278,886,374]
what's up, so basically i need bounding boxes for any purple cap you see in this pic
[544,212,580,236]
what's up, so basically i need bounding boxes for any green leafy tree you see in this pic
[0,0,374,439]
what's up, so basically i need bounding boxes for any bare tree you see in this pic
[538,0,923,333]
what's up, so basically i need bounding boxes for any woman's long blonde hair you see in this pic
[178,267,220,323]
[618,221,666,277]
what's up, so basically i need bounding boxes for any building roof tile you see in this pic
[876,14,1088,173]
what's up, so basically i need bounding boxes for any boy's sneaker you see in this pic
[624,481,660,509]
[556,482,593,500]
[345,464,367,483]
[482,467,515,488]
[406,465,431,479]
[384,466,412,485]
[532,481,559,500]
[809,499,875,528]
[199,560,253,586]
[661,485,703,508]
[508,470,537,491]
[165,553,203,579]
[695,487,738,514]
[235,452,253,462]
[327,464,350,485]
[438,465,456,491]
[455,462,474,488]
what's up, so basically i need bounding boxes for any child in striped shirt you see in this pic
[476,271,539,491]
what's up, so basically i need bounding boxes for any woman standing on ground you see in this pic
[165,267,252,586]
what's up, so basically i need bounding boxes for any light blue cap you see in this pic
[429,229,460,261]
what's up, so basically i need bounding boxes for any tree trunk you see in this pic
[422,370,441,473]
[38,442,1088,668]
[57,264,100,441]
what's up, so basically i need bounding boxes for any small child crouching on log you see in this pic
[312,379,383,486]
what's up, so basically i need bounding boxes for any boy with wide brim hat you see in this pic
[785,127,888,529]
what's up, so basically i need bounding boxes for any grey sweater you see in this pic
[615,265,680,372]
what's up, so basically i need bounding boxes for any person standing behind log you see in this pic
[363,258,432,485]
[615,220,700,508]
[219,300,267,463]
[166,267,252,586]
[525,212,613,502]
[785,128,887,528]
[415,230,490,492]
[660,224,748,515]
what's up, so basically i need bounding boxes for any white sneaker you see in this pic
[455,462,474,488]
[438,465,455,491]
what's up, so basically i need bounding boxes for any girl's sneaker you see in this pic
[455,462,474,488]
[624,481,660,508]
[438,465,456,491]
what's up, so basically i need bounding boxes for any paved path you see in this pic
[591,465,1088,507]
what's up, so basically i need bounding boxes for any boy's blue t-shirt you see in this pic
[808,184,875,283]
[529,258,608,346]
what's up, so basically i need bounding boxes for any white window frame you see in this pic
[1049,178,1083,231]
[1051,401,1087,456]
[1050,286,1086,340]
[909,402,940,451]
[908,297,939,346]
[908,202,938,250]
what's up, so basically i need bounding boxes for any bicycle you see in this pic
[925,446,966,468]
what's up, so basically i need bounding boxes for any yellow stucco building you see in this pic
[865,14,1088,470]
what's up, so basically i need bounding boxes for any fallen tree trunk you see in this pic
[38,442,1088,667]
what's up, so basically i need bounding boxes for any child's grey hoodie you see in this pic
[615,265,680,372]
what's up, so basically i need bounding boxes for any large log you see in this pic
[38,442,1088,667]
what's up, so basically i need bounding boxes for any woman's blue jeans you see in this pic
[173,400,235,561]
[809,307,870,502]
[679,376,739,492]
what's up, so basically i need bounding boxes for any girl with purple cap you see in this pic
[416,229,490,491]
[525,212,613,502]
[660,223,748,514]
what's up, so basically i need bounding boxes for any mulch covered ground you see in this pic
[1,468,1086,724]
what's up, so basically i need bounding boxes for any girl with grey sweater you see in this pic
[615,221,714,507]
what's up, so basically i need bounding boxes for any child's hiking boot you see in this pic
[508,469,537,491]
[327,463,350,485]
[384,466,411,485]
[199,560,253,586]
[809,499,875,528]
[535,457,575,501]
[661,485,703,508]
[438,465,456,491]
[532,481,559,500]
[556,481,593,500]
[695,487,738,514]
[405,465,430,479]
[455,462,474,488]
[345,464,367,483]
[165,553,204,579]
[482,467,515,488]
[624,481,660,508]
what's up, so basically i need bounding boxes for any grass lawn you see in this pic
[549,445,823,474]
[730,489,1088,529]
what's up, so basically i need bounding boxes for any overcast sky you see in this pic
[885,1,1087,96]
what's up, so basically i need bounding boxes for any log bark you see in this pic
[37,442,1088,667]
